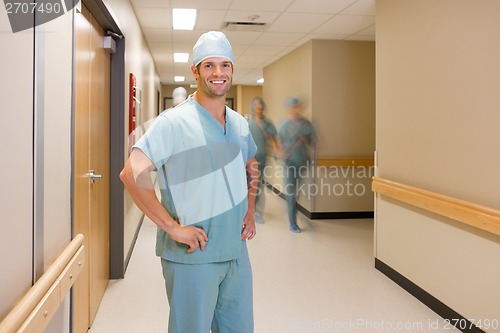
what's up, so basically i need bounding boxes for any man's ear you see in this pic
[191,64,198,79]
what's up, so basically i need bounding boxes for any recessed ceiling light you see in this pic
[174,76,185,82]
[257,78,264,84]
[174,53,189,63]
[172,9,197,30]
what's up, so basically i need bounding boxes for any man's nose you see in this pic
[211,65,224,75]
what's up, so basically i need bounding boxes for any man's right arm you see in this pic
[120,149,208,253]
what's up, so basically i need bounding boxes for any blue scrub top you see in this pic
[134,97,257,264]
[248,115,277,162]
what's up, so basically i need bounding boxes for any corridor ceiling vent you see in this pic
[224,21,266,32]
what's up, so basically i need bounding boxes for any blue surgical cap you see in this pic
[192,31,234,66]
[284,97,302,109]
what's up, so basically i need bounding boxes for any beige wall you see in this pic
[104,0,162,263]
[264,42,313,123]
[312,40,375,213]
[237,85,263,116]
[312,40,375,158]
[0,10,35,322]
[376,0,500,328]
[105,0,161,125]
[0,9,74,332]
[263,40,375,214]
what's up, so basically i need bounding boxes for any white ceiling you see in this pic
[129,0,375,86]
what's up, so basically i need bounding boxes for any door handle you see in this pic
[89,170,103,183]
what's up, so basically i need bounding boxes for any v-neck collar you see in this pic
[192,97,228,135]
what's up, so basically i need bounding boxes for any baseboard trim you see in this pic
[264,182,373,220]
[123,213,145,276]
[304,210,374,219]
[375,258,485,333]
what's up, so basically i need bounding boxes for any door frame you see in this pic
[75,0,125,279]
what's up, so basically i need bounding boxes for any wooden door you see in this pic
[73,5,110,332]
[88,3,111,321]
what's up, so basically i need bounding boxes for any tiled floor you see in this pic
[89,188,458,332]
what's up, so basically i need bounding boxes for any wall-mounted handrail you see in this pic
[317,157,374,167]
[372,177,500,237]
[0,234,85,333]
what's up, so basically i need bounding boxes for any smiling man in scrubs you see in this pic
[120,31,258,333]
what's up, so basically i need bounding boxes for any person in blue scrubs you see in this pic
[120,31,258,333]
[278,97,316,233]
[248,96,278,223]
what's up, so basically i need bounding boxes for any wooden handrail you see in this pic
[317,157,374,167]
[0,234,85,333]
[372,177,500,237]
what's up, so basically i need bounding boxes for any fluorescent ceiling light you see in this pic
[174,53,189,63]
[174,76,185,82]
[257,78,264,84]
[172,9,197,30]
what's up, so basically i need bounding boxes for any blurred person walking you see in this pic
[278,97,316,233]
[248,96,278,223]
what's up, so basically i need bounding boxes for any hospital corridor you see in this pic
[2,0,499,332]
[88,187,458,333]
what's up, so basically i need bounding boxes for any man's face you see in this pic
[193,57,233,97]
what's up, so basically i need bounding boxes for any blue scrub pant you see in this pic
[284,161,303,226]
[255,154,267,214]
[160,244,254,333]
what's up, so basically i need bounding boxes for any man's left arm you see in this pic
[241,157,258,240]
